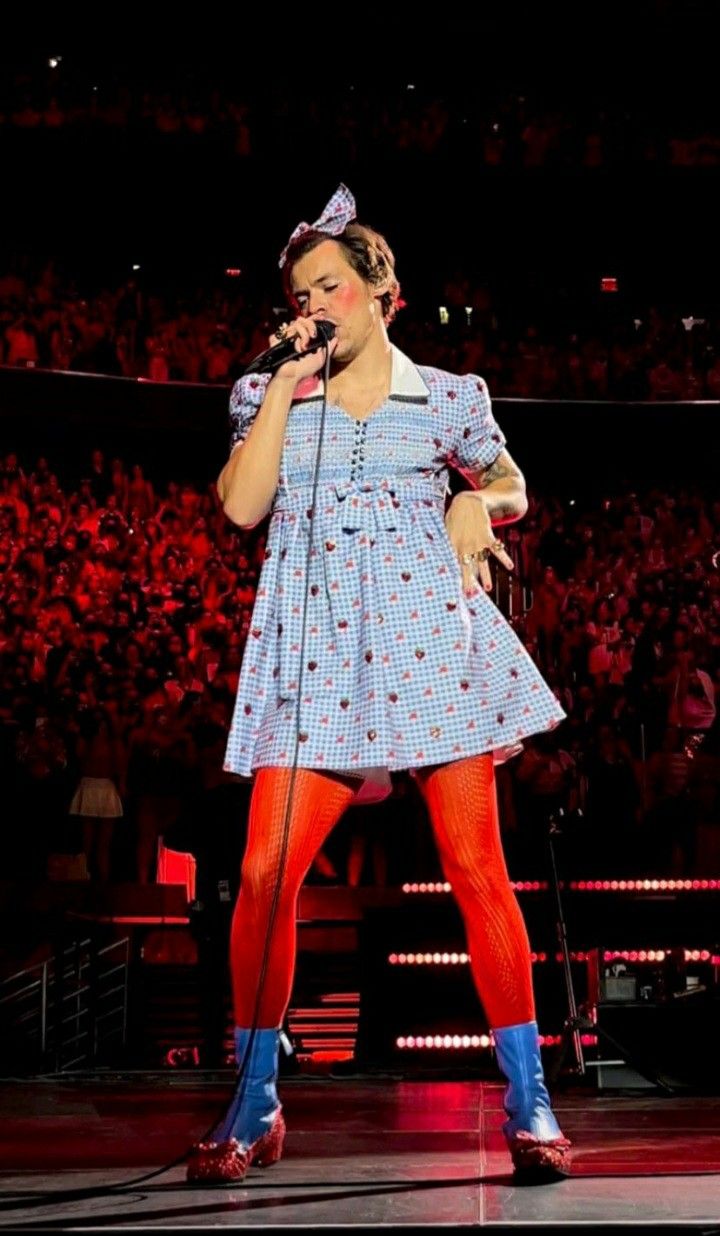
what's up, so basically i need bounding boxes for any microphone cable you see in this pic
[205,326,336,1171]
[5,332,336,1204]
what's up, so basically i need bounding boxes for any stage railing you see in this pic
[1,364,719,488]
[0,933,130,1074]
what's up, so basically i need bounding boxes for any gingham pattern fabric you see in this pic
[224,347,565,780]
[278,182,356,268]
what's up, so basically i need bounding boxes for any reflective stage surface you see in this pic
[1,1077,719,1228]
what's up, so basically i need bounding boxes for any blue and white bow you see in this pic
[278,183,356,268]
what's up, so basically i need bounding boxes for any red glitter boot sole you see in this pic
[506,1130,572,1180]
[186,1110,286,1185]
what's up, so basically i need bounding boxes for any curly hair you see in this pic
[281,222,403,324]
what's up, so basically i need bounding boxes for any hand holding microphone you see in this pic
[244,317,337,381]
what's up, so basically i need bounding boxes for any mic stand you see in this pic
[545,807,587,1084]
[544,808,675,1094]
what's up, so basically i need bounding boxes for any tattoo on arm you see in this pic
[463,449,527,524]
[477,453,515,489]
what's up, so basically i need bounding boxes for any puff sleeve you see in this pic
[228,373,272,452]
[449,373,506,473]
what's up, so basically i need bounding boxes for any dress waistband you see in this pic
[273,474,449,519]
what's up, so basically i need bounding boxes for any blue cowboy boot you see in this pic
[493,1021,571,1177]
[187,1028,286,1184]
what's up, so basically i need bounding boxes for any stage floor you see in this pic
[1,1076,719,1229]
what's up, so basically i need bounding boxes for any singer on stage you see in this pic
[187,185,571,1183]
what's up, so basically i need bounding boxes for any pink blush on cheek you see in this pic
[333,285,360,313]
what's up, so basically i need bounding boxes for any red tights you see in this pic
[230,756,535,1030]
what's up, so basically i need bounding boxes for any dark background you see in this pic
[2,3,720,311]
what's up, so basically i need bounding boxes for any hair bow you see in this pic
[278,183,356,268]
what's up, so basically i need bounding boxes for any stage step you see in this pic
[135,947,361,1067]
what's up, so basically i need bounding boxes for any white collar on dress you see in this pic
[389,344,430,398]
[295,343,429,402]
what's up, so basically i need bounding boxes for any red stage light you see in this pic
[396,1034,492,1050]
[388,951,472,966]
[570,877,720,892]
[164,1046,199,1067]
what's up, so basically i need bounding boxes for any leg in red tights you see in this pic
[231,766,358,1028]
[415,754,571,1177]
[415,753,534,1028]
[188,765,358,1183]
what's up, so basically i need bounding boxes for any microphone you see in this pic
[243,320,336,376]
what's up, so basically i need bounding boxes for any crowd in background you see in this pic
[3,261,720,401]
[2,12,718,1074]
[3,70,720,169]
[3,47,720,887]
[1,443,718,893]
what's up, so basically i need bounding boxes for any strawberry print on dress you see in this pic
[223,346,565,788]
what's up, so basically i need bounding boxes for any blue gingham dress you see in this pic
[223,346,564,790]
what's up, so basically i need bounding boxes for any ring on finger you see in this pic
[491,539,505,555]
[461,552,477,565]
[477,547,491,562]
[276,322,289,340]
